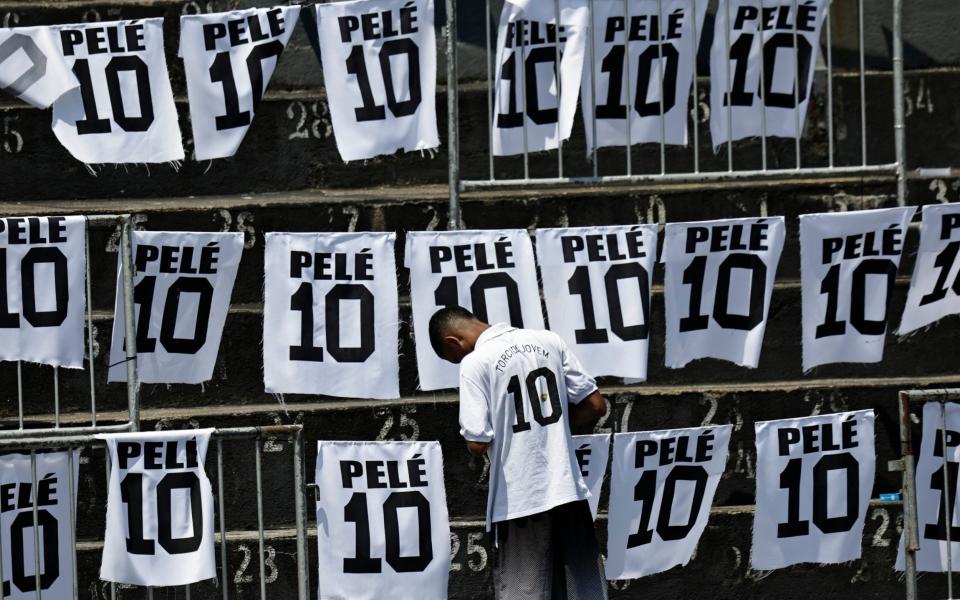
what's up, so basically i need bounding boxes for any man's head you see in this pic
[428,306,490,364]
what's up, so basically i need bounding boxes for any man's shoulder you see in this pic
[459,351,488,379]
[513,327,566,352]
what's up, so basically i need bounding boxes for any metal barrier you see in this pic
[897,388,960,600]
[0,425,309,600]
[445,0,909,226]
[0,214,140,439]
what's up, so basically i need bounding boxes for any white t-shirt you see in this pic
[459,323,597,529]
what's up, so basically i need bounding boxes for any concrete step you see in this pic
[0,177,921,312]
[65,503,935,599]
[1,279,955,416]
[2,62,957,201]
[7,378,955,522]
[1,0,955,85]
[8,66,960,199]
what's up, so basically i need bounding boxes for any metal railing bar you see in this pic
[255,436,267,600]
[825,1,834,168]
[792,0,802,169]
[940,402,955,596]
[446,0,461,230]
[892,0,908,207]
[0,425,303,450]
[903,389,960,403]
[758,0,768,170]
[689,0,699,173]
[106,452,116,600]
[656,0,666,175]
[67,448,78,600]
[17,361,23,430]
[0,423,135,441]
[217,438,229,600]
[858,0,867,165]
[519,17,530,180]
[622,0,633,175]
[553,0,564,179]
[898,389,920,600]
[462,163,899,190]
[30,451,41,600]
[293,429,309,600]
[53,366,60,428]
[587,0,599,176]
[485,0,495,181]
[119,217,140,431]
[77,214,130,224]
[84,218,97,427]
[723,0,733,171]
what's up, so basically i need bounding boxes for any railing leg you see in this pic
[892,0,907,207]
[446,0,461,230]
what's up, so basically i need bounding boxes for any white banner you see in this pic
[0,450,80,600]
[897,402,960,572]
[108,232,243,384]
[898,203,960,334]
[98,429,216,586]
[580,0,707,153]
[573,433,610,519]
[606,424,732,579]
[0,26,78,108]
[0,216,86,368]
[263,232,400,399]
[51,19,184,164]
[316,0,439,162]
[536,225,657,380]
[315,441,451,600]
[492,0,588,156]
[405,229,544,390]
[800,206,916,371]
[180,6,301,161]
[662,216,785,368]
[752,409,875,569]
[709,0,828,146]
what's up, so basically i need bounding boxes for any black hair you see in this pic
[428,306,477,359]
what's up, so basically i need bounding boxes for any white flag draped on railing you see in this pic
[0,450,80,600]
[897,402,960,572]
[709,0,829,146]
[0,215,86,368]
[180,6,301,160]
[98,429,217,587]
[108,231,244,384]
[492,0,588,156]
[580,0,707,153]
[898,202,960,335]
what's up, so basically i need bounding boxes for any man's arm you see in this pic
[459,365,494,458]
[569,390,607,425]
[466,441,490,456]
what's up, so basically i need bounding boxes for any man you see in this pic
[428,306,608,600]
